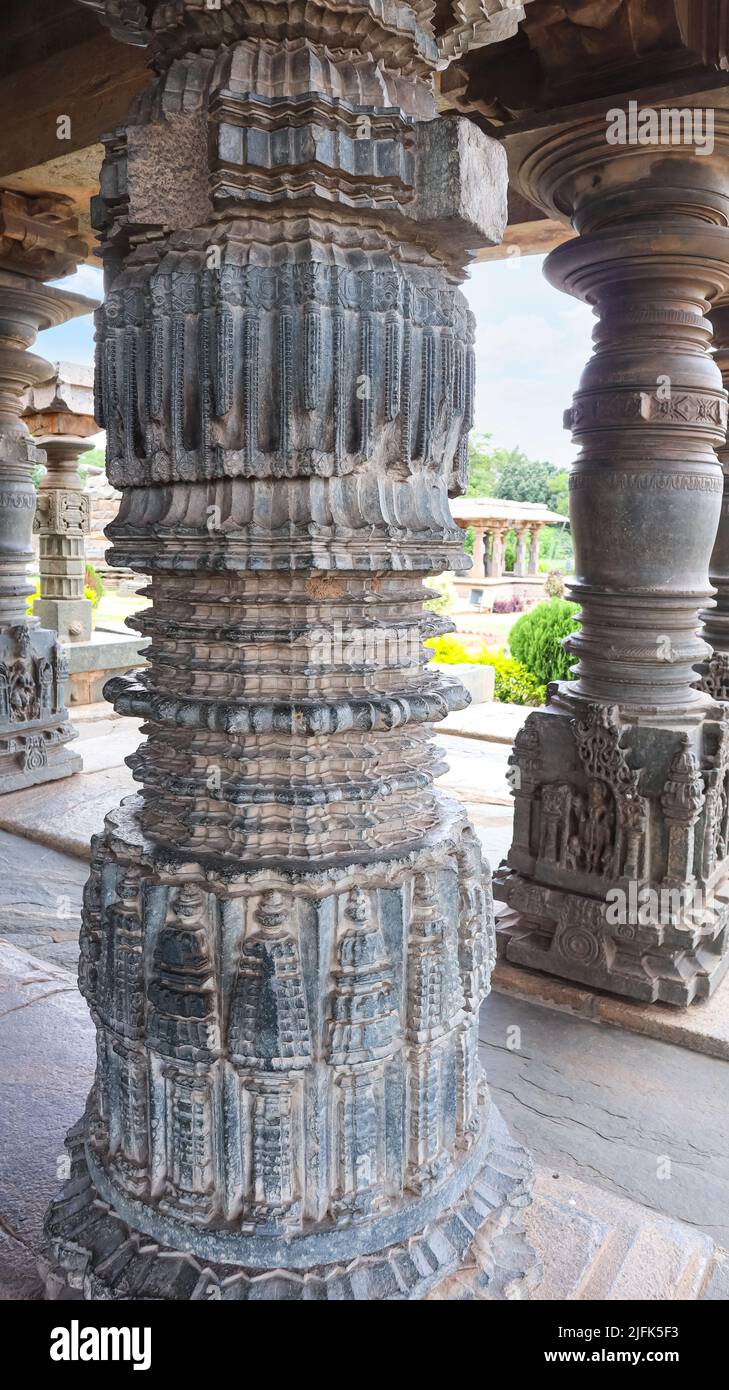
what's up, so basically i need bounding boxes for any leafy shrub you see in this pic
[544,570,565,599]
[426,634,472,664]
[85,562,104,607]
[492,595,524,614]
[425,635,545,706]
[508,597,580,684]
[25,581,40,616]
[478,651,545,706]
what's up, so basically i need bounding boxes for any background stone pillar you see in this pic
[527,525,541,575]
[24,363,99,642]
[495,114,729,1005]
[514,525,528,576]
[0,192,94,790]
[471,523,487,579]
[698,301,729,700]
[488,525,506,576]
[43,0,537,1301]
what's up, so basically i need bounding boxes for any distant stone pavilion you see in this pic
[450,497,565,611]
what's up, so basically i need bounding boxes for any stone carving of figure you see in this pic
[585,781,614,875]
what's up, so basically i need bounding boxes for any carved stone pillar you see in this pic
[523,528,534,578]
[488,525,506,577]
[495,114,729,1005]
[471,523,487,579]
[24,363,99,642]
[0,192,94,791]
[43,0,537,1301]
[514,526,528,576]
[698,301,729,700]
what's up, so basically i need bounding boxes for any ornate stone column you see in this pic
[514,525,528,576]
[471,523,487,579]
[527,526,541,576]
[43,0,537,1301]
[488,525,507,577]
[24,363,99,642]
[495,113,729,1005]
[698,301,729,700]
[0,192,94,791]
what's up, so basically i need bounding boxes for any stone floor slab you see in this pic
[0,941,95,1297]
[480,993,729,1246]
[0,763,135,859]
[525,1170,727,1300]
[492,950,729,1063]
[439,700,527,744]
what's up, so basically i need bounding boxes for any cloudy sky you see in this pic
[37,254,595,468]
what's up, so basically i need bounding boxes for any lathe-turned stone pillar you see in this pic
[698,301,729,701]
[43,0,536,1301]
[514,526,528,577]
[471,523,487,580]
[488,525,507,577]
[527,526,541,576]
[24,363,99,642]
[495,114,729,1005]
[0,192,94,791]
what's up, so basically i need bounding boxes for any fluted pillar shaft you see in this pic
[495,114,729,1005]
[42,0,537,1302]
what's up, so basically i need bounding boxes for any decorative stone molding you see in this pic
[43,0,537,1301]
[495,115,729,1005]
[0,194,96,791]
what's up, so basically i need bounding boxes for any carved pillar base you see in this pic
[494,115,729,1005]
[41,803,537,1302]
[495,695,729,1005]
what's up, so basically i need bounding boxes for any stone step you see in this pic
[525,1170,727,1300]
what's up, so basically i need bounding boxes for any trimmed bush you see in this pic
[425,635,545,706]
[477,651,545,706]
[426,634,472,664]
[508,597,580,685]
[84,562,104,607]
[492,595,524,614]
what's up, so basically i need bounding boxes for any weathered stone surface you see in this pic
[495,116,729,1004]
[524,1170,728,1302]
[43,0,535,1300]
[480,992,729,1246]
[0,193,96,790]
[24,361,100,644]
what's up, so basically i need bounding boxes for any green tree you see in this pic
[492,448,557,506]
[466,433,497,496]
[547,469,569,517]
